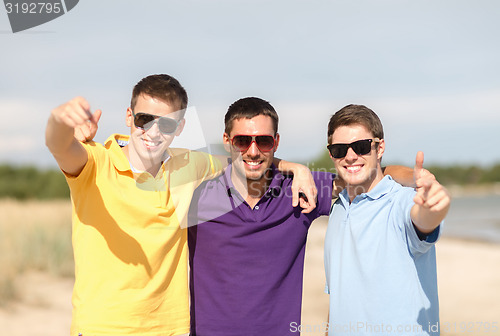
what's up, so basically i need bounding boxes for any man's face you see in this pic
[329,124,384,194]
[223,115,279,183]
[126,94,184,165]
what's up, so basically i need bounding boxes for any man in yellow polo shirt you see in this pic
[46,74,315,336]
[46,74,220,336]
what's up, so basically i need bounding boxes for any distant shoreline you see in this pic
[447,183,500,198]
[441,232,500,246]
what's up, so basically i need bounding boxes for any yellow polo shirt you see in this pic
[65,134,221,336]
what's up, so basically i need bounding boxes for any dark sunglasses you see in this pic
[230,135,276,152]
[132,111,180,135]
[327,139,380,159]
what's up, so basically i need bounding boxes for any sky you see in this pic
[1,0,499,168]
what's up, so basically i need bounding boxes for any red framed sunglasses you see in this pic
[230,135,276,152]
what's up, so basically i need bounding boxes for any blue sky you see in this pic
[1,0,499,168]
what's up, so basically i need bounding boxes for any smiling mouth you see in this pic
[344,165,363,173]
[142,138,162,149]
[244,160,264,169]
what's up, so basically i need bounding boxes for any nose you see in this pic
[145,120,161,137]
[344,147,358,162]
[246,140,261,157]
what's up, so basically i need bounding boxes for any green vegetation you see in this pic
[304,151,500,186]
[0,164,69,200]
[425,163,500,186]
[0,159,499,201]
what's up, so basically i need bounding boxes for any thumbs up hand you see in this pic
[413,151,450,212]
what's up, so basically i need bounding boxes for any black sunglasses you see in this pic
[230,135,276,152]
[132,111,180,135]
[327,139,380,159]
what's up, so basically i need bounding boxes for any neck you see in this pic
[122,146,162,176]
[230,169,272,208]
[346,167,384,202]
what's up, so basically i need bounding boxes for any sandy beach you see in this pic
[1,218,499,336]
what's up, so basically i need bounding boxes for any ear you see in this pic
[126,107,133,128]
[223,133,231,153]
[273,133,280,153]
[174,118,186,136]
[377,139,385,160]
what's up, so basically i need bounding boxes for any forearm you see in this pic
[411,205,448,234]
[274,158,317,212]
[383,165,414,187]
[274,158,309,175]
[45,114,78,156]
[45,110,88,176]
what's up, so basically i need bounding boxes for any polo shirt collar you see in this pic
[105,134,131,172]
[365,175,394,200]
[103,133,171,173]
[223,163,284,199]
[339,175,395,205]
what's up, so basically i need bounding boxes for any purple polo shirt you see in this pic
[188,164,334,336]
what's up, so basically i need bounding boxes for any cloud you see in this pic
[250,88,500,165]
[0,99,52,163]
[2,0,499,167]
[0,135,37,152]
[369,89,500,124]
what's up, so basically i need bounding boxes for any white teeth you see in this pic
[143,139,160,147]
[346,166,361,173]
[246,161,261,166]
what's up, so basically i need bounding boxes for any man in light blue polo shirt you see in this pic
[324,104,451,336]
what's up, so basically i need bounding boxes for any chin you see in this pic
[340,172,369,186]
[245,172,266,181]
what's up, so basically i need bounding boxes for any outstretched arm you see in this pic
[45,97,102,176]
[410,151,451,233]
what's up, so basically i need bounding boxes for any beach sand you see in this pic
[1,217,499,336]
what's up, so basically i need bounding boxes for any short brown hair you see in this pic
[224,97,279,135]
[130,74,188,116]
[327,104,384,143]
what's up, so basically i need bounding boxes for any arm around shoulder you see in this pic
[275,158,317,213]
[382,165,414,186]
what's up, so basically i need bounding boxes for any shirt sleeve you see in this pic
[63,141,98,194]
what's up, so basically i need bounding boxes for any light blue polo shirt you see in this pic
[324,176,440,336]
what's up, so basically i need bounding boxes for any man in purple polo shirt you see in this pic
[188,97,334,335]
[188,97,414,335]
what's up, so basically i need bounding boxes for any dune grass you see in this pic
[0,199,73,306]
